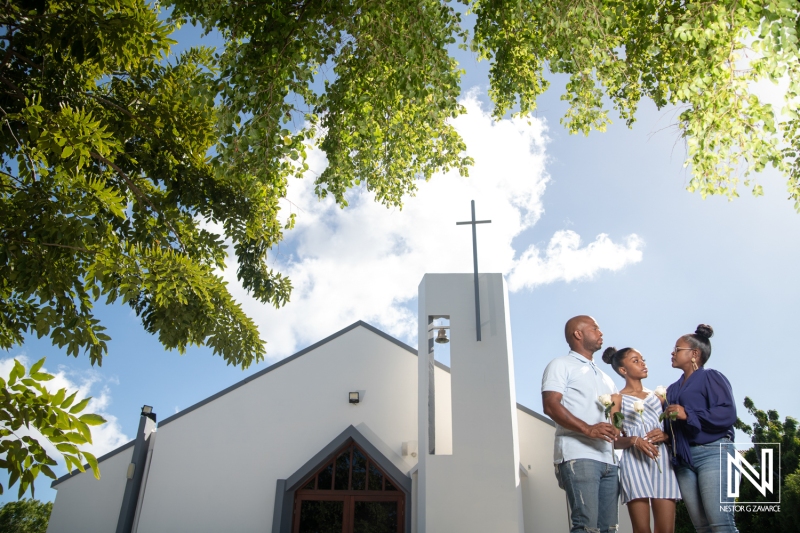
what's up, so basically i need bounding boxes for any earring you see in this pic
[691,357,698,371]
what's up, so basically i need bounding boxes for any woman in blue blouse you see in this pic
[663,324,739,533]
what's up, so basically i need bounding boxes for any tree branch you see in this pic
[89,151,186,252]
[9,50,42,72]
[0,106,38,181]
[88,94,134,118]
[0,75,26,101]
[1,236,97,254]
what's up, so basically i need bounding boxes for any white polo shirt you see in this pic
[542,351,618,465]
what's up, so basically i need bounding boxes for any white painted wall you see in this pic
[517,411,567,533]
[517,409,633,533]
[47,445,132,533]
[433,363,452,455]
[417,274,523,533]
[134,326,419,533]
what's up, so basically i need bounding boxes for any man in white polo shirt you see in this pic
[542,315,620,533]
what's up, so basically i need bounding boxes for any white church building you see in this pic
[46,274,635,533]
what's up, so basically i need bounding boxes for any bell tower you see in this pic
[416,273,524,533]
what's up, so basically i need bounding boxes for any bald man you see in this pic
[542,316,620,533]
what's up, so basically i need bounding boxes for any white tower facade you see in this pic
[416,273,524,533]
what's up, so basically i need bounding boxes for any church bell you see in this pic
[435,328,449,344]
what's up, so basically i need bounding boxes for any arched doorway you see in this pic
[292,441,405,533]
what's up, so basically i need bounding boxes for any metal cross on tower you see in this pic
[456,200,491,341]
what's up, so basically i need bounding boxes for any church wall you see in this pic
[432,360,452,455]
[133,326,420,533]
[46,320,600,533]
[46,444,133,533]
[517,409,568,533]
[516,409,634,533]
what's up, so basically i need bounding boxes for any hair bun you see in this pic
[695,324,714,339]
[601,347,617,364]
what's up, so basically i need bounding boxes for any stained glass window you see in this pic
[298,442,400,493]
[294,441,405,533]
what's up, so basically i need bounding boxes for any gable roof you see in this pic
[52,320,552,487]
[53,321,410,488]
[158,320,418,428]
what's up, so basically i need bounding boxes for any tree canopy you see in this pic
[3,0,799,388]
[169,0,800,209]
[734,396,800,532]
[2,0,279,369]
[472,0,800,206]
[0,498,52,533]
[1,0,273,497]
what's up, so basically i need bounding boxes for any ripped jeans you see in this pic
[556,459,620,533]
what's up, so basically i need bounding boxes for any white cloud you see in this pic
[0,355,129,470]
[507,231,645,290]
[224,94,644,356]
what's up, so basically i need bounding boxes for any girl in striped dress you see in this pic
[602,347,681,533]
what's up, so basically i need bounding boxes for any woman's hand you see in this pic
[634,436,659,459]
[645,428,668,444]
[663,404,687,421]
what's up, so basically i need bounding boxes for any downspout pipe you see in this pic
[115,406,157,533]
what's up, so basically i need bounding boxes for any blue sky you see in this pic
[3,12,799,505]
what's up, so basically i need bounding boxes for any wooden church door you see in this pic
[292,442,405,533]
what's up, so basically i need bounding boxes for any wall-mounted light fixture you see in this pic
[349,392,360,404]
[402,440,418,458]
[141,404,157,422]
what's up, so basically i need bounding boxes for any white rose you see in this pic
[633,400,646,414]
[654,385,668,399]
[598,394,613,407]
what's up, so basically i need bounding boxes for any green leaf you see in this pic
[29,358,46,375]
[84,452,100,479]
[74,420,92,443]
[9,360,25,385]
[60,391,78,409]
[612,411,625,430]
[69,397,92,414]
[40,464,57,479]
[79,414,107,426]
[56,443,80,455]
[52,389,66,407]
[8,470,19,489]
[64,454,85,474]
[64,432,88,445]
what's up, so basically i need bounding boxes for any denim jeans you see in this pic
[674,438,739,533]
[556,459,620,533]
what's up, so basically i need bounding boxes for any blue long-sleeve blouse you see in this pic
[665,367,737,467]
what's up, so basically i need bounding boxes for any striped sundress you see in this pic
[619,393,681,504]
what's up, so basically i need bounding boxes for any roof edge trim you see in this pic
[51,439,135,488]
[159,321,416,428]
[516,402,556,427]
